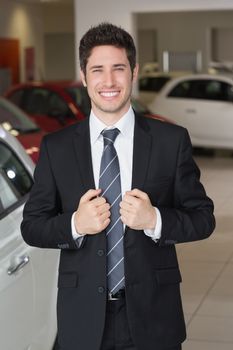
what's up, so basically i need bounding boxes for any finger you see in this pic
[92,196,108,207]
[80,189,102,203]
[120,201,135,213]
[95,212,111,231]
[100,210,111,221]
[120,207,132,218]
[97,203,111,215]
[125,188,148,200]
[120,215,127,225]
[122,193,139,206]
[102,218,111,230]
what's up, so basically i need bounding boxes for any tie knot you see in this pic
[101,128,120,146]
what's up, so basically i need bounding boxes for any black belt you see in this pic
[108,288,125,301]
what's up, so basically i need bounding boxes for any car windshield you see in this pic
[0,98,40,134]
[65,86,91,116]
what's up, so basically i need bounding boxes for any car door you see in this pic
[0,140,58,350]
[0,141,35,350]
[152,79,192,129]
[184,79,233,148]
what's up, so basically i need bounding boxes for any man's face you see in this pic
[80,45,138,123]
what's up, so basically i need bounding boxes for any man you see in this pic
[21,23,215,350]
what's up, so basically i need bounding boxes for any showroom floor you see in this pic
[178,152,233,350]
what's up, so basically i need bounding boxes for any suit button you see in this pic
[98,286,105,294]
[97,249,104,256]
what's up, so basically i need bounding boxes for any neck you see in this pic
[91,104,131,126]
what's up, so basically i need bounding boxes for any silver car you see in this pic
[0,126,59,350]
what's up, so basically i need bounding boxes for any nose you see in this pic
[103,71,115,87]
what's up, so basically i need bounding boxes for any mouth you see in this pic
[99,91,120,98]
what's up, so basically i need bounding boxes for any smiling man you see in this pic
[21,23,215,350]
[80,45,138,123]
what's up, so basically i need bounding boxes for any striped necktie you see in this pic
[99,128,125,295]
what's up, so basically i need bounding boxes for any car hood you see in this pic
[16,130,45,163]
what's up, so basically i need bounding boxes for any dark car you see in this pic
[0,97,45,163]
[5,81,173,133]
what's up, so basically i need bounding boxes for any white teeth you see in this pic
[100,92,119,97]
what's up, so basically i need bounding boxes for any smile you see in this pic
[99,91,120,97]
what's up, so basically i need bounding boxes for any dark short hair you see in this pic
[79,22,136,74]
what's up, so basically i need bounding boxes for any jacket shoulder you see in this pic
[135,113,188,138]
[43,119,88,145]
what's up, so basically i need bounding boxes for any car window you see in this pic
[65,86,91,116]
[168,79,233,102]
[0,142,33,217]
[24,88,50,115]
[198,80,233,102]
[168,81,192,98]
[227,84,233,102]
[47,92,74,119]
[7,89,24,107]
[139,77,171,92]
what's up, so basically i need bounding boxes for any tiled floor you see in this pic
[178,152,233,349]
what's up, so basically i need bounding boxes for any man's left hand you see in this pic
[120,189,156,230]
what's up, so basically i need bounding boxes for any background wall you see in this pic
[137,11,233,73]
[42,2,75,80]
[2,0,233,83]
[0,0,44,83]
[74,0,233,78]
[0,0,75,85]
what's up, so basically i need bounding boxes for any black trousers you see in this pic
[100,298,182,350]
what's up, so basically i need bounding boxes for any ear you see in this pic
[132,63,139,83]
[80,70,87,87]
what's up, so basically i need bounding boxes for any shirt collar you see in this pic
[89,106,135,145]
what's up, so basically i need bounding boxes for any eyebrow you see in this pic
[113,64,127,68]
[89,63,127,70]
[90,65,103,70]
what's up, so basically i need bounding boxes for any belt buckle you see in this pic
[108,292,119,301]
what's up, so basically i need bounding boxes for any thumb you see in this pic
[80,189,102,203]
[126,188,148,200]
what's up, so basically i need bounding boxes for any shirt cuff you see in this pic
[71,212,85,246]
[144,207,162,242]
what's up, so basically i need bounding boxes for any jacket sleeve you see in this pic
[158,128,215,246]
[21,137,79,250]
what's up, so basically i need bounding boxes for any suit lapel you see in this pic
[72,118,95,191]
[131,114,152,190]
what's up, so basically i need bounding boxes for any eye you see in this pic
[92,69,102,73]
[115,67,125,71]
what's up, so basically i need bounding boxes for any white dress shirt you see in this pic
[71,106,162,242]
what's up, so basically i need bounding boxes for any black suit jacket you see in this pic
[21,113,215,350]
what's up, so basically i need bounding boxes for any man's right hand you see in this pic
[74,189,110,235]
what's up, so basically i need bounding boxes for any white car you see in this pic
[149,74,233,149]
[138,71,188,106]
[0,126,59,350]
